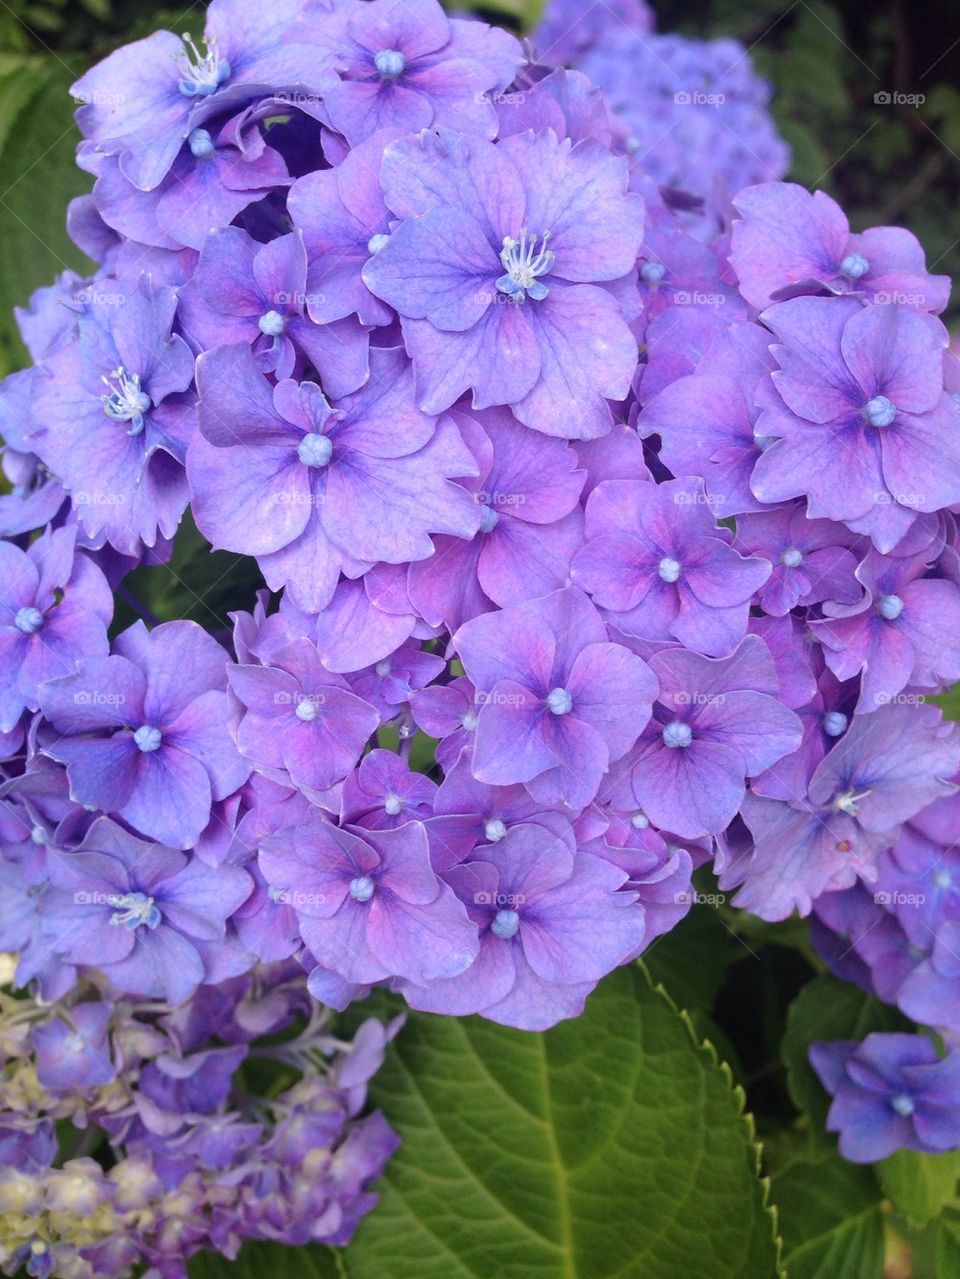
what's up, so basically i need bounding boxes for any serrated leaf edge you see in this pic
[639,962,786,1279]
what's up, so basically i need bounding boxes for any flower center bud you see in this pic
[934,868,952,890]
[822,710,848,737]
[546,686,573,715]
[188,128,215,158]
[631,811,649,829]
[662,720,692,749]
[658,556,682,583]
[780,547,803,568]
[374,48,406,78]
[891,1093,915,1117]
[496,229,555,301]
[491,908,520,939]
[14,606,43,634]
[298,433,333,468]
[878,593,904,621]
[384,793,403,816]
[641,261,665,285]
[484,818,507,842]
[839,252,869,280]
[367,233,390,254]
[863,395,896,428]
[349,875,376,902]
[295,698,318,722]
[258,309,286,337]
[133,725,162,753]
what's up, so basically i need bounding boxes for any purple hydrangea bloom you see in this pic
[731,182,951,313]
[617,636,802,838]
[726,793,892,922]
[886,853,960,944]
[733,504,860,616]
[348,638,444,717]
[410,675,479,770]
[724,703,960,918]
[810,1034,960,1162]
[38,817,252,1003]
[227,637,380,799]
[362,128,645,438]
[189,343,480,611]
[177,226,369,397]
[258,812,478,986]
[431,753,578,867]
[492,65,615,149]
[38,620,249,849]
[71,0,335,191]
[29,278,195,554]
[813,548,960,712]
[454,586,658,808]
[315,0,523,144]
[408,406,585,630]
[637,320,775,519]
[896,920,960,1036]
[749,662,854,802]
[288,129,397,328]
[279,576,421,675]
[571,476,771,655]
[402,823,646,1029]
[340,747,437,830]
[30,1002,117,1090]
[751,297,960,552]
[90,113,291,253]
[0,526,112,732]
[589,814,694,946]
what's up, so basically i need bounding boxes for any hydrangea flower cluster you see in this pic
[533,0,790,230]
[1,0,959,1191]
[0,961,400,1278]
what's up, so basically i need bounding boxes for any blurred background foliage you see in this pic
[0,0,957,372]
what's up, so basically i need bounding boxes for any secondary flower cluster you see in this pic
[533,0,790,232]
[0,962,400,1278]
[803,786,960,1161]
[0,0,958,1178]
